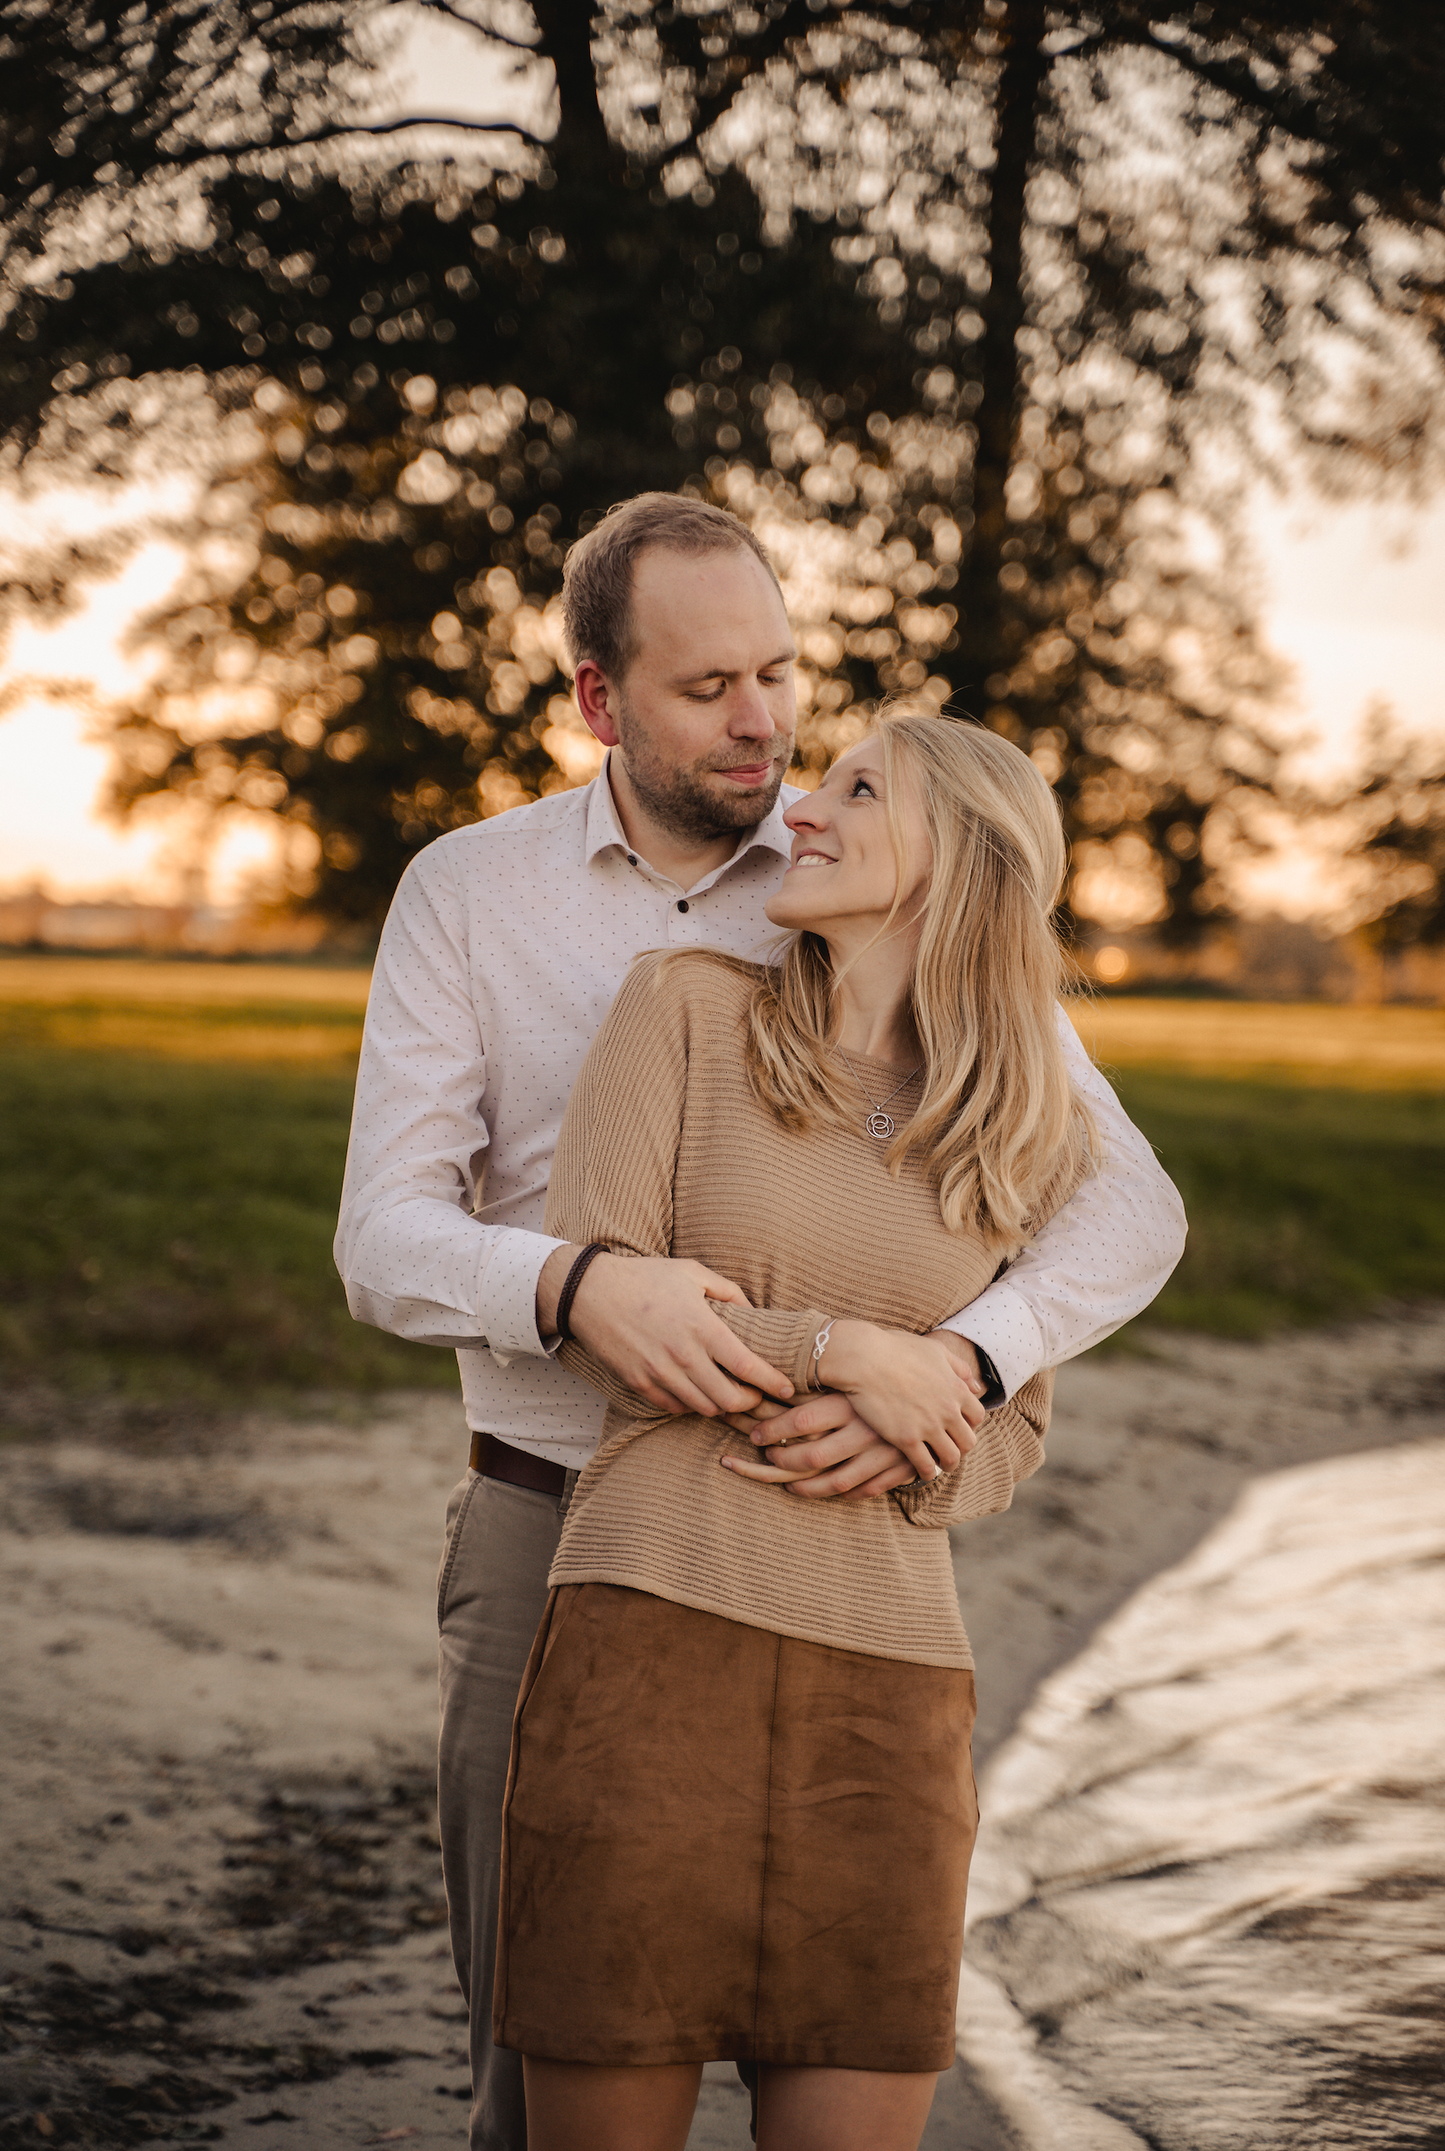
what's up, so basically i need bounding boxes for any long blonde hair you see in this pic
[740,707,1095,1244]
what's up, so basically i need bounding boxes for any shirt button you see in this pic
[677,899,689,913]
[627,854,637,865]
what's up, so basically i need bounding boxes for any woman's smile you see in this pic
[767,741,932,946]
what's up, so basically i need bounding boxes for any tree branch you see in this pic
[282,113,548,147]
[667,1,825,151]
[408,0,540,51]
[1117,23,1445,237]
[121,111,548,179]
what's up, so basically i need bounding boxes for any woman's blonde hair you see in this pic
[733,705,1095,1244]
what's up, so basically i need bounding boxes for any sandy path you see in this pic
[2,1306,1441,2147]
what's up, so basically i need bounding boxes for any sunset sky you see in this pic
[2,11,1443,925]
[3,478,1442,920]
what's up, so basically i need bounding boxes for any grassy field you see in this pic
[1067,994,1445,1338]
[1,955,1442,1419]
[1071,995,1445,1090]
[0,957,449,1422]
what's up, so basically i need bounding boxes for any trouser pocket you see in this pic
[437,1468,482,1631]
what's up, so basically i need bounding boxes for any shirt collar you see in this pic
[584,751,796,879]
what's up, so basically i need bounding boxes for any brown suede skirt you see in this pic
[493,1583,978,2072]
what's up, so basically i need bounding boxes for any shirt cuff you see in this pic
[934,1280,1044,1405]
[482,1229,571,1364]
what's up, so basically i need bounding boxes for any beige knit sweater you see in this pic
[545,953,1059,1670]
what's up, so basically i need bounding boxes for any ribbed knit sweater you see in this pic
[544,953,1059,1669]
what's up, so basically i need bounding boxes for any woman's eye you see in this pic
[849,777,876,799]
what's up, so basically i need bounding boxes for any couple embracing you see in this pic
[336,493,1185,2151]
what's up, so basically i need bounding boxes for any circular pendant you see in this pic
[865,1111,896,1140]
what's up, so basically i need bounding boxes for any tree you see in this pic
[6,3,1445,932]
[1338,715,1445,953]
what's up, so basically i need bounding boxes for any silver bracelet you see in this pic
[812,1320,834,1371]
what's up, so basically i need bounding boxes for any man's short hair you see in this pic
[560,492,781,681]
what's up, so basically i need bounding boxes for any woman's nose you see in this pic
[783,792,829,833]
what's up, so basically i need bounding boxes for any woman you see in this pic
[494,710,1099,2151]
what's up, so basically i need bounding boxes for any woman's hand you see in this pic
[722,1323,986,1491]
[815,1321,985,1479]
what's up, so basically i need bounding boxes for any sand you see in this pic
[2,1304,1442,2148]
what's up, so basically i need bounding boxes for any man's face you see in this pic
[582,544,797,844]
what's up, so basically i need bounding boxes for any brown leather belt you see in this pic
[469,1428,569,1499]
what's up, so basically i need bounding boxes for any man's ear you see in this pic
[574,659,621,747]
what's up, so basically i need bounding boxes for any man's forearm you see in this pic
[539,1248,793,1418]
[337,1198,567,1360]
[928,1013,1187,1400]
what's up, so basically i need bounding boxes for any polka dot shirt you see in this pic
[334,762,1187,1469]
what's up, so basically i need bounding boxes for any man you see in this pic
[335,492,1186,2150]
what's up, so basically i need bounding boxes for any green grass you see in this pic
[0,997,456,1420]
[1110,1070,1445,1339]
[1,964,1441,1419]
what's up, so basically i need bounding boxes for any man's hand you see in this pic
[538,1246,794,1419]
[721,1392,922,1501]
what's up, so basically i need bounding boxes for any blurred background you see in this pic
[1,5,1442,2147]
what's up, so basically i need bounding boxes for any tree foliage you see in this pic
[1339,718,1445,952]
[4,1,1445,933]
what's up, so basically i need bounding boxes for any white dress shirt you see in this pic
[335,761,1186,1470]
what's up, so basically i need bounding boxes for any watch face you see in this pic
[974,1350,1002,1404]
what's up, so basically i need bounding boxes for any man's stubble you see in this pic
[613,692,795,846]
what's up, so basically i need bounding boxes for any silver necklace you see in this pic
[836,1048,922,1141]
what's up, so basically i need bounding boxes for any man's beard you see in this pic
[615,707,793,845]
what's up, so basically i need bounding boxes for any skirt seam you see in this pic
[493,1585,563,2045]
[751,1627,784,2060]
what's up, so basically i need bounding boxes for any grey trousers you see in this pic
[437,1468,570,2151]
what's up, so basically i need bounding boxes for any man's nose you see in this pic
[728,678,777,738]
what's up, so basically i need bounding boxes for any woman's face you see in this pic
[766,741,932,939]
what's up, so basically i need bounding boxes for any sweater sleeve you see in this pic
[544,954,826,1416]
[891,1369,1053,1529]
[544,955,685,1422]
